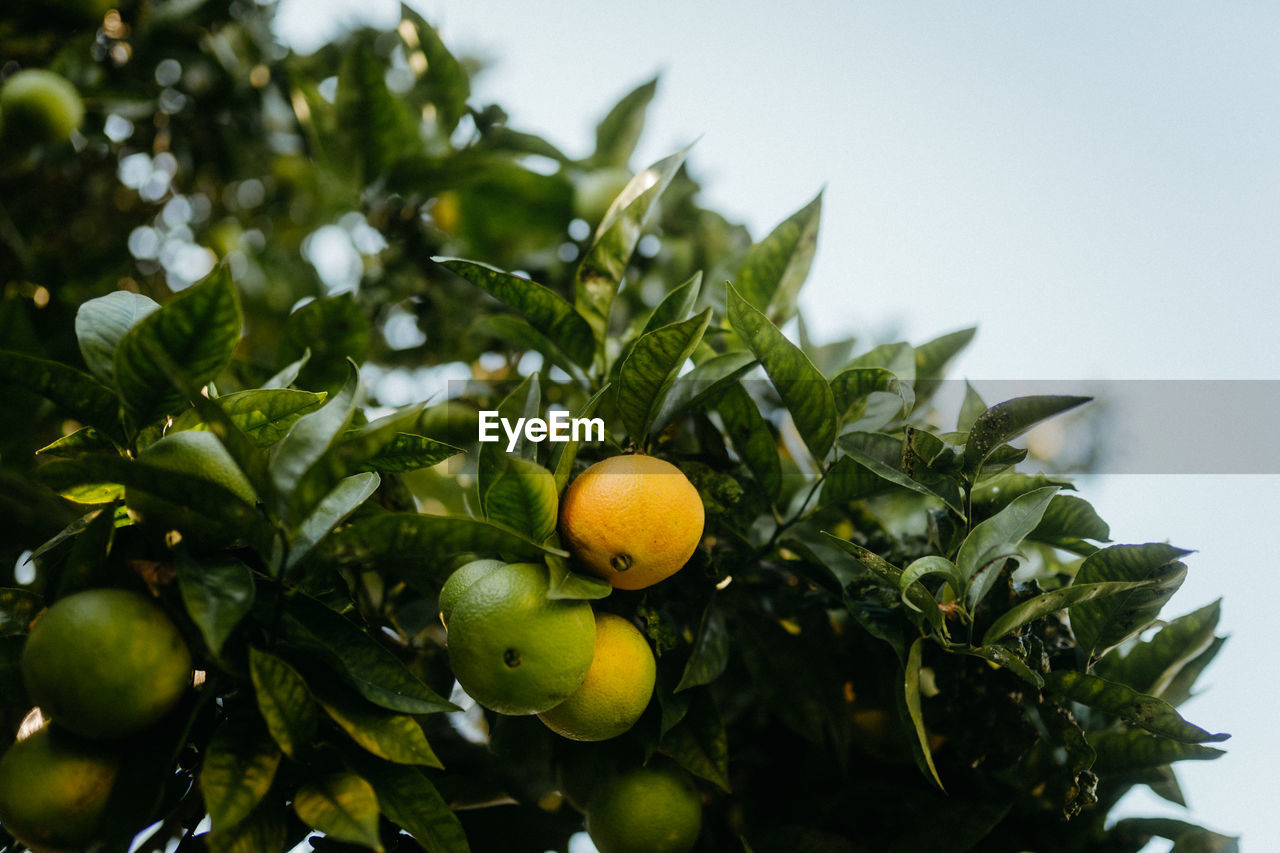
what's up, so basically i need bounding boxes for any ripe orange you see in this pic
[585,757,702,853]
[560,455,704,590]
[22,589,192,739]
[538,613,656,741]
[445,562,595,715]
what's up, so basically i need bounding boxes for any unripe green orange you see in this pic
[0,70,83,147]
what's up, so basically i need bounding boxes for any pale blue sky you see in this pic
[278,2,1278,848]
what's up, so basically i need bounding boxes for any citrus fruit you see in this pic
[446,562,595,715]
[125,429,257,544]
[0,723,119,851]
[538,613,656,741]
[560,455,704,590]
[585,757,702,853]
[0,69,83,147]
[438,559,505,628]
[22,588,192,739]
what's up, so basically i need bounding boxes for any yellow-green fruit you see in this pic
[446,562,595,715]
[0,70,83,147]
[585,758,702,853]
[22,589,192,739]
[438,559,505,628]
[125,430,257,544]
[0,724,119,851]
[539,613,655,741]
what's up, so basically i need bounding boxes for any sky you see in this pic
[277,2,1278,848]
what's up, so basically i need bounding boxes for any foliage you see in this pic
[0,4,1233,853]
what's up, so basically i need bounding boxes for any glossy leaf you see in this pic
[483,456,558,542]
[361,433,461,473]
[169,389,327,447]
[593,76,657,168]
[714,381,781,501]
[982,580,1157,646]
[957,381,986,432]
[249,648,319,760]
[114,266,242,426]
[962,395,1091,480]
[317,687,445,768]
[957,485,1058,609]
[1031,494,1112,545]
[913,327,977,407]
[552,384,611,492]
[293,773,384,851]
[437,258,594,368]
[1045,672,1228,744]
[1163,635,1228,709]
[820,534,939,618]
[1095,600,1222,698]
[900,556,962,615]
[905,637,944,791]
[282,293,371,392]
[838,432,965,517]
[36,426,115,458]
[650,350,756,434]
[1071,544,1191,665]
[640,271,702,336]
[359,758,470,853]
[954,644,1044,689]
[0,351,119,434]
[618,308,711,440]
[200,719,282,831]
[575,148,688,349]
[727,284,835,461]
[546,552,613,601]
[74,290,159,387]
[176,552,255,658]
[676,600,730,692]
[736,191,822,323]
[1088,730,1225,773]
[663,688,731,792]
[269,366,359,523]
[288,472,381,571]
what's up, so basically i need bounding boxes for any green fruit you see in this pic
[585,758,702,853]
[438,559,505,628]
[0,725,119,851]
[22,589,192,739]
[125,430,257,545]
[0,69,83,147]
[446,562,595,715]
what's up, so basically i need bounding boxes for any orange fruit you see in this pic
[22,589,192,739]
[538,613,656,741]
[560,455,703,590]
[446,562,595,715]
[585,757,702,853]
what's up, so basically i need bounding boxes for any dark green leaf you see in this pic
[114,266,242,426]
[337,37,422,179]
[1045,671,1228,743]
[982,580,1157,646]
[438,258,594,368]
[618,308,711,440]
[249,648,319,760]
[957,485,1059,609]
[478,375,539,511]
[282,294,372,393]
[207,799,287,853]
[176,552,255,658]
[0,588,40,637]
[280,594,457,715]
[830,366,909,428]
[650,350,756,434]
[269,366,359,523]
[361,433,461,473]
[1071,544,1191,665]
[74,290,159,387]
[1087,730,1225,773]
[552,384,611,493]
[957,381,986,432]
[1162,635,1227,709]
[819,534,939,622]
[483,457,558,542]
[962,395,1091,480]
[36,426,116,458]
[714,381,781,501]
[593,76,657,168]
[1096,599,1221,698]
[0,351,120,434]
[905,637,944,791]
[954,644,1045,688]
[575,148,688,349]
[736,191,822,324]
[546,553,613,601]
[913,327,977,408]
[359,758,471,853]
[200,719,282,831]
[293,773,384,851]
[1031,495,1112,546]
[169,389,327,447]
[640,271,702,336]
[316,686,445,767]
[402,6,470,133]
[663,688,731,792]
[727,284,835,462]
[675,600,730,692]
[837,433,965,517]
[288,472,382,571]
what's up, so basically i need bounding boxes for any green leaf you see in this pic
[957,485,1059,609]
[662,688,731,792]
[484,457,558,542]
[0,351,120,434]
[361,433,461,473]
[1031,495,1112,546]
[575,148,688,350]
[981,580,1158,646]
[207,799,287,853]
[837,433,965,517]
[114,266,242,427]
[736,191,823,324]
[200,719,282,831]
[288,472,382,571]
[913,327,977,407]
[249,648,319,761]
[176,552,255,658]
[262,348,310,390]
[169,389,327,447]
[316,686,445,768]
[282,293,372,393]
[1071,544,1191,665]
[0,588,40,637]
[650,350,756,434]
[402,6,470,134]
[36,426,116,458]
[358,758,471,853]
[904,637,944,791]
[337,37,422,179]
[269,366,359,523]
[552,384,611,493]
[962,395,1091,480]
[478,375,539,510]
[676,600,730,692]
[437,258,594,368]
[640,271,702,336]
[727,283,835,462]
[618,307,712,440]
[899,556,962,614]
[954,644,1044,688]
[74,290,159,387]
[1045,671,1228,744]
[713,381,781,501]
[545,552,613,601]
[1163,635,1227,709]
[293,773,384,852]
[280,594,458,715]
[1087,730,1225,773]
[1095,599,1221,698]
[1113,818,1239,853]
[957,381,986,432]
[819,534,939,620]
[830,366,910,428]
[593,76,658,168]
